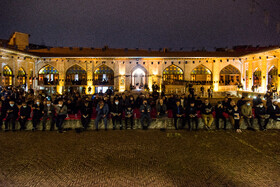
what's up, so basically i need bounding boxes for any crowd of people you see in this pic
[0,86,279,133]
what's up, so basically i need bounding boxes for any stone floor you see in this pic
[0,129,280,186]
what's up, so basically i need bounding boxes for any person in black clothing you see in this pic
[267,100,280,122]
[19,102,31,130]
[253,94,263,108]
[125,105,134,129]
[255,102,269,131]
[185,101,199,131]
[111,98,123,130]
[80,101,92,130]
[32,99,44,131]
[5,100,18,131]
[42,100,56,131]
[215,101,227,130]
[237,97,246,109]
[232,105,242,133]
[140,100,151,130]
[172,100,184,130]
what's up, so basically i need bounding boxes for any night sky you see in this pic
[1,0,280,50]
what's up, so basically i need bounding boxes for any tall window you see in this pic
[38,65,59,85]
[190,65,212,83]
[163,65,184,84]
[220,65,241,85]
[94,65,114,85]
[3,66,13,86]
[268,66,277,86]
[66,65,87,85]
[18,67,26,85]
[253,69,261,86]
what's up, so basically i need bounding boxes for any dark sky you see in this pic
[1,0,280,50]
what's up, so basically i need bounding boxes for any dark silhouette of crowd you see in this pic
[0,85,279,133]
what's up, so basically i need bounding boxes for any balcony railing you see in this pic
[38,80,59,86]
[93,80,114,85]
[65,80,87,86]
[163,80,213,85]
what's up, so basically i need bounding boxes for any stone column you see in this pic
[261,57,267,93]
[277,57,280,91]
[212,60,219,92]
[248,59,253,91]
[118,62,126,92]
[86,62,94,94]
[57,60,65,94]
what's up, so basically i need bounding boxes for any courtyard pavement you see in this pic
[0,129,280,186]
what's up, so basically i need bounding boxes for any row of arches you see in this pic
[2,64,244,87]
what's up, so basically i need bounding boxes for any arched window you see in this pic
[163,65,184,84]
[94,65,114,85]
[190,65,212,84]
[66,65,87,85]
[219,65,241,85]
[3,66,13,86]
[268,66,277,86]
[253,68,261,86]
[38,65,59,85]
[18,67,26,85]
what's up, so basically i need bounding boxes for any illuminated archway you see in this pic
[3,65,13,86]
[219,65,241,85]
[163,65,184,84]
[94,65,114,85]
[253,68,261,86]
[18,67,26,85]
[268,66,277,86]
[190,65,212,84]
[38,65,59,85]
[66,65,87,85]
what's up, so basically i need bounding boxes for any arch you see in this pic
[94,65,114,85]
[18,67,26,85]
[18,67,26,76]
[131,65,148,89]
[38,65,59,86]
[191,65,211,75]
[253,68,262,86]
[3,65,13,76]
[3,65,13,86]
[162,65,184,85]
[268,66,278,86]
[219,65,241,85]
[66,65,87,85]
[190,65,212,84]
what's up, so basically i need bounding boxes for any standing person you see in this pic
[233,105,242,133]
[172,100,184,130]
[80,101,92,131]
[156,99,168,129]
[207,87,213,98]
[42,100,56,131]
[55,100,68,133]
[110,98,123,130]
[5,100,18,131]
[32,99,44,131]
[19,102,31,131]
[95,100,109,131]
[185,101,199,131]
[215,101,227,130]
[241,100,255,131]
[201,99,214,130]
[140,100,151,130]
[200,86,205,97]
[124,105,134,129]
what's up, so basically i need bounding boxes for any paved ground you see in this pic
[0,129,280,187]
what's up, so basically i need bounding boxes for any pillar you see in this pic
[118,63,126,92]
[261,57,267,93]
[248,59,253,91]
[86,62,94,94]
[212,60,219,92]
